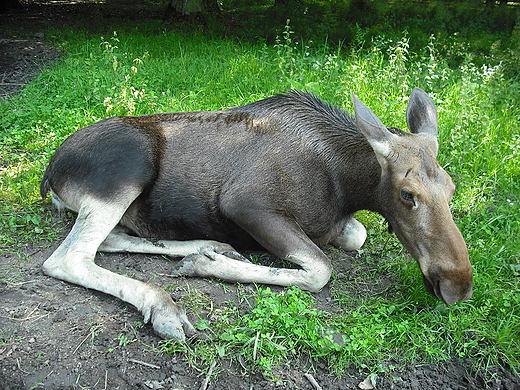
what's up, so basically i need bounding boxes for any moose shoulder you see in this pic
[41,89,473,340]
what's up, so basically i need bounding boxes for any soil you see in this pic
[1,2,519,389]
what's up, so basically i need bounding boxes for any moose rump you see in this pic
[41,90,473,340]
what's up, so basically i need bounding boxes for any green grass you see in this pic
[1,20,518,377]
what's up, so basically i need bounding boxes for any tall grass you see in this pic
[0,22,518,375]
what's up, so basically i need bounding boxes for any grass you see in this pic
[1,17,519,378]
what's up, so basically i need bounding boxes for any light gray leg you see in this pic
[173,249,331,292]
[331,218,367,251]
[43,195,195,340]
[98,205,334,294]
[99,229,329,291]
[171,211,333,293]
[99,226,245,259]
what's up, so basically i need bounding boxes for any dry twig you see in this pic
[72,333,91,355]
[199,361,217,390]
[304,373,323,390]
[128,358,160,369]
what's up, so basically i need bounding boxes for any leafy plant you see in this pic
[221,286,338,372]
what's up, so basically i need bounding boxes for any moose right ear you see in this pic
[406,88,438,137]
[351,91,396,168]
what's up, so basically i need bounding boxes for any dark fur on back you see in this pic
[234,91,408,160]
[237,91,358,138]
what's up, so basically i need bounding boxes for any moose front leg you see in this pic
[331,217,367,251]
[173,211,333,292]
[173,250,330,292]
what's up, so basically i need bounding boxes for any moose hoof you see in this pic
[150,304,196,341]
[172,254,208,277]
[221,251,251,263]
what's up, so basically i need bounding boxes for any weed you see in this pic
[221,286,338,373]
[117,333,136,347]
[274,19,296,82]
[161,286,337,375]
[98,33,155,116]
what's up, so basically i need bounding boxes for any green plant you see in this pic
[160,286,338,375]
[221,286,338,373]
[274,19,296,81]
[117,333,136,347]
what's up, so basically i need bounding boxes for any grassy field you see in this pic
[1,18,519,377]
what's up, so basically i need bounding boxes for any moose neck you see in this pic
[330,135,385,216]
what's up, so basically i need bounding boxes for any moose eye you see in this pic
[400,189,415,205]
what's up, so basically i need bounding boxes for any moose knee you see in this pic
[301,262,332,292]
[332,218,367,251]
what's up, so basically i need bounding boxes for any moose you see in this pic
[40,89,473,341]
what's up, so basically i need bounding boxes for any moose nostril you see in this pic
[421,261,474,303]
[422,273,436,298]
[435,279,446,304]
[422,273,449,304]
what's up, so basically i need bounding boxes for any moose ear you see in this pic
[406,88,438,137]
[351,91,395,162]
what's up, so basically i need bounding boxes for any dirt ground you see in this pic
[2,227,518,390]
[1,2,519,389]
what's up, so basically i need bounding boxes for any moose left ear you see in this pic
[351,91,395,160]
[406,88,438,137]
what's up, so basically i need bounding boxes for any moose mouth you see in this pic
[422,273,446,304]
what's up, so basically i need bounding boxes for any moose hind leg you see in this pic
[43,195,195,340]
[99,226,246,260]
[331,218,367,251]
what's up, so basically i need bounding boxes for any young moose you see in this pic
[41,89,473,340]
